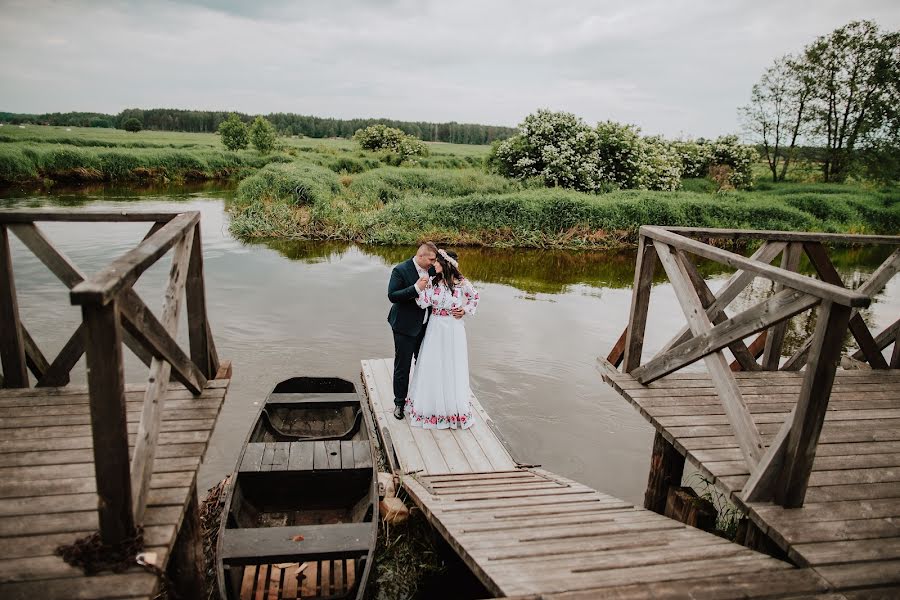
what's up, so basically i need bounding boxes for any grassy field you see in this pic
[1,125,897,248]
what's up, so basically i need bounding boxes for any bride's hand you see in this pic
[417,275,430,289]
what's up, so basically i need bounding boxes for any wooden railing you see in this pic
[607,226,899,508]
[0,210,221,545]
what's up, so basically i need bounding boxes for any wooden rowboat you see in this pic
[216,377,378,600]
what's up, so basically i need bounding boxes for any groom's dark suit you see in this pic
[388,258,433,408]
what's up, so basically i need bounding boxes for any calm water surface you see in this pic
[3,185,897,504]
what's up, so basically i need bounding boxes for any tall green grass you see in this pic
[228,161,899,248]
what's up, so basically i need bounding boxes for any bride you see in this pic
[406,249,479,430]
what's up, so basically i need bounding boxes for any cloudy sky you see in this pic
[2,0,898,138]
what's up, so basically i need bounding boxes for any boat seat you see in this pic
[239,440,373,472]
[220,523,373,565]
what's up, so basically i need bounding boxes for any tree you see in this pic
[218,113,248,151]
[353,124,428,159]
[122,117,142,133]
[799,20,899,182]
[741,56,810,181]
[249,116,277,153]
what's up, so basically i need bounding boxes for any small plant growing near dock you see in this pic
[688,473,743,540]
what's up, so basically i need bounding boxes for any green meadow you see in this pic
[1,125,896,248]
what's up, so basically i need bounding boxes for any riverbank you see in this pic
[229,161,899,249]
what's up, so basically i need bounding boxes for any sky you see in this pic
[1,0,899,138]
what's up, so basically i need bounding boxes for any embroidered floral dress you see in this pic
[406,278,479,430]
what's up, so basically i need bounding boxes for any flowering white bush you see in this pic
[353,125,428,159]
[490,110,683,192]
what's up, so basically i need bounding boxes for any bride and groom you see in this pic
[387,242,479,429]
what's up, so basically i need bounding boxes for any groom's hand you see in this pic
[451,307,465,319]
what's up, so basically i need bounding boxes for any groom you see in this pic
[387,242,463,420]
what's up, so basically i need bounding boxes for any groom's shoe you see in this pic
[393,405,405,420]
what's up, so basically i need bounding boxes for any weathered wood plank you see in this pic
[131,227,193,521]
[185,222,219,379]
[652,240,764,467]
[69,211,200,306]
[776,300,852,507]
[642,226,870,307]
[632,288,818,384]
[0,226,28,388]
[622,235,656,372]
[288,441,314,471]
[761,242,802,370]
[81,299,135,545]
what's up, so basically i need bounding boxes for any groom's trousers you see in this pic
[393,330,426,408]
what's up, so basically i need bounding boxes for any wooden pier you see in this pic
[0,211,230,599]
[361,358,842,599]
[603,226,900,597]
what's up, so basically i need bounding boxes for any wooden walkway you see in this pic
[600,362,900,594]
[0,379,228,599]
[361,359,517,475]
[361,358,845,599]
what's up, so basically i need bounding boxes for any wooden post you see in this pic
[775,300,851,507]
[762,243,802,370]
[665,486,717,532]
[186,223,220,379]
[82,300,135,544]
[644,431,684,514]
[167,487,205,599]
[622,235,656,373]
[0,226,28,388]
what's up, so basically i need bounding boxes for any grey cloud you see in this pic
[1,0,898,137]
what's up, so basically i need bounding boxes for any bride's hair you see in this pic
[434,249,462,293]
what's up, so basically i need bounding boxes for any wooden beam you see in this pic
[675,248,760,371]
[787,247,900,370]
[659,242,786,355]
[761,243,803,370]
[118,289,207,395]
[642,226,870,307]
[606,327,627,368]
[622,235,657,373]
[36,323,84,387]
[741,406,795,502]
[0,226,28,388]
[21,324,50,381]
[82,299,136,544]
[803,242,888,368]
[70,211,200,306]
[632,289,818,384]
[660,227,900,245]
[0,211,180,223]
[891,331,900,369]
[131,229,193,522]
[652,240,764,467]
[644,431,684,514]
[852,317,900,360]
[9,223,153,381]
[185,223,219,379]
[731,330,767,371]
[774,300,852,508]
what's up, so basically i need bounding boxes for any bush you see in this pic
[218,113,248,151]
[237,163,341,207]
[710,135,755,189]
[490,111,682,192]
[122,117,142,133]
[353,125,428,159]
[249,117,277,153]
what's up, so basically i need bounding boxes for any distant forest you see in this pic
[0,109,517,145]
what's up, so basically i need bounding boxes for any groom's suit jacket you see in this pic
[387,258,433,337]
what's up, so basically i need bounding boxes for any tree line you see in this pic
[0,108,516,145]
[741,20,900,183]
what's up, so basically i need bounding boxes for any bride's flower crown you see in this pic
[437,248,458,269]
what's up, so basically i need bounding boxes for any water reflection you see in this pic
[1,187,896,507]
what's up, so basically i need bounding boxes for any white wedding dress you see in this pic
[406,278,479,429]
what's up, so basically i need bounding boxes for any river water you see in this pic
[2,184,897,504]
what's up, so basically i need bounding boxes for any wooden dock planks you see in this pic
[600,360,900,594]
[361,357,842,599]
[0,378,229,600]
[361,358,516,476]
